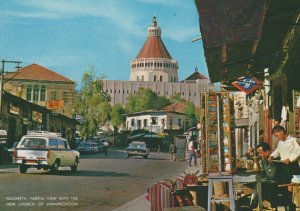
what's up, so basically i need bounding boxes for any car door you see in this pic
[57,139,67,166]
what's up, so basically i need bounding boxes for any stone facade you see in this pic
[103,80,212,108]
[4,64,76,118]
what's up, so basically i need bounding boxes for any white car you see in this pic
[13,131,80,174]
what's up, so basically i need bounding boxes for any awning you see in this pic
[195,0,300,83]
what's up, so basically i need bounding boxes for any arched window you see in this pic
[33,85,39,101]
[26,85,32,101]
[40,85,46,101]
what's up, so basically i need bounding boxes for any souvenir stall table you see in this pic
[147,91,289,210]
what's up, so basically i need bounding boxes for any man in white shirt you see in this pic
[269,125,300,183]
[269,125,300,209]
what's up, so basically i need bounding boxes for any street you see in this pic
[0,148,187,211]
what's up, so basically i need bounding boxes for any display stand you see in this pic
[293,90,300,135]
[200,91,234,173]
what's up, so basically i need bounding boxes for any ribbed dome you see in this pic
[136,17,172,59]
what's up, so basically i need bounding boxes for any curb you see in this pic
[113,194,150,211]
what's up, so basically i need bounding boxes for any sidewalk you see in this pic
[113,164,201,211]
[113,193,150,211]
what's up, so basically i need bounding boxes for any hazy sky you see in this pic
[0,0,207,86]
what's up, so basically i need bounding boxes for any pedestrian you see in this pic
[269,125,300,209]
[187,137,197,167]
[169,142,177,162]
[103,140,109,157]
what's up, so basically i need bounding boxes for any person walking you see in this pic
[187,138,197,167]
[103,140,109,157]
[169,142,177,162]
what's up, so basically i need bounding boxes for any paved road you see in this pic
[0,148,187,211]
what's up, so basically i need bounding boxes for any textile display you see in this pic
[149,177,186,211]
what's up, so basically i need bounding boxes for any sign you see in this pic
[232,77,262,94]
[9,104,20,115]
[32,111,42,123]
[46,100,64,109]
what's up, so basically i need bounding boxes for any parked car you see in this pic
[76,142,99,154]
[13,131,80,174]
[125,141,150,159]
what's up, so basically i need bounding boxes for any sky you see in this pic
[0,0,208,87]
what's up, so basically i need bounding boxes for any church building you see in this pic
[103,17,213,108]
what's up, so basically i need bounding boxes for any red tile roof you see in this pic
[4,63,74,83]
[136,36,172,59]
[163,102,187,113]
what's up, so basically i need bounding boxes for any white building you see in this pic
[126,110,185,133]
[103,17,213,108]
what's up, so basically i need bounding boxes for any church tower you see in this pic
[130,17,179,82]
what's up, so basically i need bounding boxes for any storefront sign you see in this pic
[32,111,42,123]
[232,77,262,94]
[9,104,20,115]
[46,100,64,109]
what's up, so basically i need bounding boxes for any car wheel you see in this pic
[50,160,60,174]
[19,164,28,174]
[71,159,79,172]
[143,155,148,159]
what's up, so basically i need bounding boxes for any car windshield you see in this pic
[20,138,46,148]
[129,142,146,148]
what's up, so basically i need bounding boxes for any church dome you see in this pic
[130,17,179,83]
[136,17,172,59]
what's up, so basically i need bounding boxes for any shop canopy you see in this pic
[195,0,300,85]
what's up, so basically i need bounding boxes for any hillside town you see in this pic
[0,1,300,211]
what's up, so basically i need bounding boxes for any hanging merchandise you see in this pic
[200,91,235,173]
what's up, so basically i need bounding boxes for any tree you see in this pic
[111,103,126,133]
[125,87,170,112]
[184,101,197,129]
[169,93,185,103]
[74,66,111,140]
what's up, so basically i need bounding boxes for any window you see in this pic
[26,85,32,101]
[58,140,65,149]
[154,75,157,81]
[51,91,57,100]
[40,85,46,101]
[143,119,148,127]
[49,139,58,148]
[131,119,135,126]
[33,85,39,101]
[160,75,163,82]
[151,117,158,125]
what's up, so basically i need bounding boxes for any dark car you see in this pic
[125,141,150,159]
[76,142,99,154]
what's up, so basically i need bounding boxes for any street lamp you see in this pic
[0,59,22,127]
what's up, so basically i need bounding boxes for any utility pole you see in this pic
[0,59,22,128]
